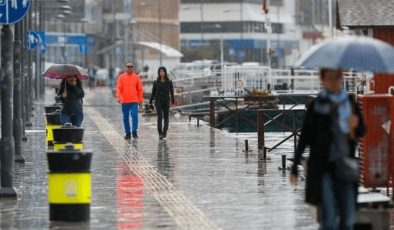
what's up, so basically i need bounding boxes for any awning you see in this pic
[136,41,183,58]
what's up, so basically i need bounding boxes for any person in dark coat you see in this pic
[290,68,366,230]
[57,75,85,127]
[149,66,175,139]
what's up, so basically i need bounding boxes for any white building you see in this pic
[179,0,300,68]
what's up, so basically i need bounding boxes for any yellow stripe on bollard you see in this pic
[48,173,91,204]
[53,143,84,151]
[46,124,62,146]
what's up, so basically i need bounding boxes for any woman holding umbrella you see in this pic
[290,68,366,229]
[57,75,85,127]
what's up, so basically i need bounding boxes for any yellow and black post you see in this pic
[44,104,61,114]
[47,146,92,221]
[45,111,62,146]
[52,124,84,151]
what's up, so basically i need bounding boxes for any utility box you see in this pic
[358,95,394,188]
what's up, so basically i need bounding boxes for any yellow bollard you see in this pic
[45,111,62,146]
[54,142,83,151]
[47,146,92,221]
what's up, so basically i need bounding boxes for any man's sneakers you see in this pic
[125,132,138,140]
[162,131,167,139]
[132,131,138,139]
[159,134,163,140]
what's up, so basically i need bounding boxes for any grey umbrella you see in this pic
[294,36,394,73]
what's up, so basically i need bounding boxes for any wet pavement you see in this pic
[0,87,319,229]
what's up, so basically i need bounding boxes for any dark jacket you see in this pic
[291,94,366,205]
[58,81,84,115]
[149,80,174,105]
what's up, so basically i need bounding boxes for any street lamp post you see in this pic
[158,0,163,66]
[200,0,204,60]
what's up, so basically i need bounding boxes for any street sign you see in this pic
[0,0,31,25]
[27,31,39,49]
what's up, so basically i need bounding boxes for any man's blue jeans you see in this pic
[60,109,84,127]
[320,172,356,230]
[121,103,138,134]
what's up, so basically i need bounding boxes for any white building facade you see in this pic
[180,0,300,68]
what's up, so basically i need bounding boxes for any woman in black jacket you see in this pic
[149,67,174,139]
[290,69,365,230]
[57,75,85,127]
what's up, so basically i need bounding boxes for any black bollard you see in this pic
[281,154,286,171]
[245,140,249,152]
[0,25,17,197]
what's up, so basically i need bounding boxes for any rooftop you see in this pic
[338,0,394,28]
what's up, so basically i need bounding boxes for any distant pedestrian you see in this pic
[116,62,144,139]
[108,66,115,89]
[88,66,96,89]
[57,75,85,127]
[290,68,366,230]
[149,66,174,139]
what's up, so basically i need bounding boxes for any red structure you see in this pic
[358,95,394,187]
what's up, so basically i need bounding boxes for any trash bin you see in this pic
[45,111,62,146]
[53,124,84,151]
[47,146,92,221]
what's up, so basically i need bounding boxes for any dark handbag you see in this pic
[335,156,359,182]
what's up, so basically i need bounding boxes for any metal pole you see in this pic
[21,16,28,141]
[27,1,33,125]
[220,33,223,78]
[200,0,204,59]
[112,1,116,68]
[209,97,215,127]
[257,110,265,151]
[125,22,129,63]
[39,1,45,97]
[34,0,39,99]
[328,0,333,37]
[158,0,162,66]
[13,22,25,163]
[0,25,17,197]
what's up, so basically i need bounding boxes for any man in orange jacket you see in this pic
[116,62,144,139]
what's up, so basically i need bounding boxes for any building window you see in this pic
[181,21,283,34]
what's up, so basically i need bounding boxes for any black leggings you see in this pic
[155,101,169,134]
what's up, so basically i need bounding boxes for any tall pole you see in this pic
[264,0,271,68]
[200,0,204,60]
[20,15,28,141]
[27,1,33,126]
[13,23,25,163]
[240,0,243,63]
[34,0,39,99]
[112,1,117,68]
[220,33,224,79]
[158,0,162,66]
[276,1,280,68]
[328,0,333,37]
[0,25,17,197]
[39,0,45,96]
[125,21,129,62]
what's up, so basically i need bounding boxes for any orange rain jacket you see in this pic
[116,72,144,103]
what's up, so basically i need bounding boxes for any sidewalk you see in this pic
[0,87,318,229]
